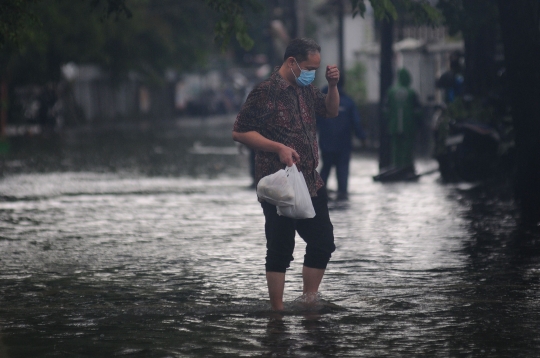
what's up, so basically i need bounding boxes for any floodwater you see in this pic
[1,116,539,357]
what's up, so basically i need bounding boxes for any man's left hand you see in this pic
[325,65,339,87]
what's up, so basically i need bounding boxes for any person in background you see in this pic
[317,77,366,201]
[383,68,422,174]
[232,38,340,311]
[436,51,464,104]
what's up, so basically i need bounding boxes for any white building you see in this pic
[312,2,464,105]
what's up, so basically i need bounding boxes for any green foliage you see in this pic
[370,0,398,21]
[434,96,507,157]
[0,0,40,48]
[437,0,499,37]
[205,0,264,52]
[345,62,368,106]
[89,0,132,20]
[208,0,441,53]
[1,0,217,84]
[445,97,494,124]
[350,0,396,20]
[350,0,442,25]
[398,1,443,26]
[0,0,131,49]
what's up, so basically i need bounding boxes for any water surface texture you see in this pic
[1,118,539,357]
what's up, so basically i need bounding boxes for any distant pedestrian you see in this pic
[317,79,366,200]
[383,68,422,173]
[436,51,464,104]
[232,38,340,311]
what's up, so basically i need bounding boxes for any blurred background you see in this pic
[2,0,538,220]
[1,0,463,150]
[1,2,540,357]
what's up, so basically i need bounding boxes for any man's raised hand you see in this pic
[325,65,339,87]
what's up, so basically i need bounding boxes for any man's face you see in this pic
[290,52,321,77]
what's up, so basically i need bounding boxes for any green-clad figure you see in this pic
[383,68,422,173]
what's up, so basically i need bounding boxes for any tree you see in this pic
[2,0,217,84]
[204,0,264,52]
[0,0,220,130]
[0,0,131,49]
[497,0,540,226]
[426,0,540,226]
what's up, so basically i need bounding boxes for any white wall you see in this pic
[314,5,375,88]
[314,3,463,105]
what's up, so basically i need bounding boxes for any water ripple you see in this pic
[0,156,539,356]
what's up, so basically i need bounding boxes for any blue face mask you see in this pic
[291,58,316,86]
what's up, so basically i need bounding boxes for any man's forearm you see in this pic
[325,85,340,118]
[232,131,284,153]
[233,130,300,166]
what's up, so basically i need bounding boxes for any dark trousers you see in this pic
[260,187,335,273]
[320,150,351,194]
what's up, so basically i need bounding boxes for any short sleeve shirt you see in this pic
[233,68,327,197]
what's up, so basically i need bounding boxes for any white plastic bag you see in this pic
[257,168,295,207]
[277,164,316,219]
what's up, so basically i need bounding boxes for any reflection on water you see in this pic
[1,117,539,357]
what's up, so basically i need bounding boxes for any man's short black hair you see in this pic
[283,38,321,63]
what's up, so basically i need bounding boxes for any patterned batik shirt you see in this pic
[233,69,328,197]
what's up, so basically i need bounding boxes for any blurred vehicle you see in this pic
[432,98,514,182]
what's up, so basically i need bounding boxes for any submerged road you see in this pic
[0,119,539,357]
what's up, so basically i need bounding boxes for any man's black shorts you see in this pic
[260,186,335,272]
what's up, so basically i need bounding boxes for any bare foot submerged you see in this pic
[266,293,325,312]
[291,293,347,313]
[293,292,324,310]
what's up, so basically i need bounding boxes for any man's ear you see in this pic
[287,57,295,68]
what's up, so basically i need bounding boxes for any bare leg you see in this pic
[266,272,285,311]
[302,266,325,294]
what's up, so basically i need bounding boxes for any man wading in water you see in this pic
[232,38,340,311]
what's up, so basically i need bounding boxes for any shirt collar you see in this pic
[272,66,294,90]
